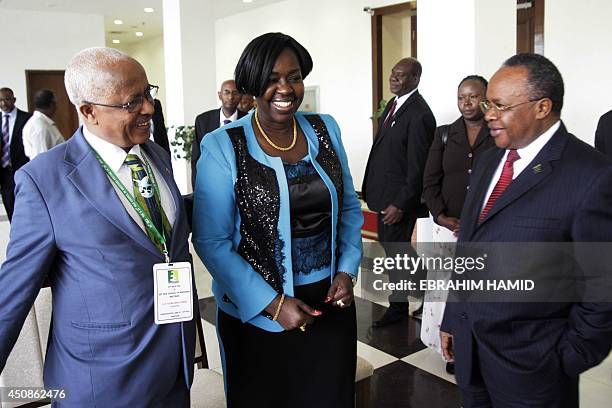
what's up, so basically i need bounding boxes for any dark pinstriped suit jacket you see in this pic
[441,123,612,396]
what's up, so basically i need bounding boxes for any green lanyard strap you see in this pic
[92,149,170,263]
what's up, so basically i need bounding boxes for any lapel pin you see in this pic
[391,121,396,127]
[532,163,542,174]
[165,167,170,174]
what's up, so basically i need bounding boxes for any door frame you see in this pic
[370,2,417,138]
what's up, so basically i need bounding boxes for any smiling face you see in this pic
[0,89,16,113]
[255,48,304,127]
[484,66,553,149]
[81,59,154,148]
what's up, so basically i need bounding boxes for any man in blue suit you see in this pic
[0,48,196,407]
[440,54,612,407]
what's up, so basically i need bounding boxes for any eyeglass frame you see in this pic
[83,84,159,113]
[479,98,541,114]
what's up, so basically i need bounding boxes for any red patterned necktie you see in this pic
[479,149,520,223]
[381,99,397,129]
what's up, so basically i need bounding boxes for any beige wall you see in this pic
[381,10,414,103]
[115,35,166,114]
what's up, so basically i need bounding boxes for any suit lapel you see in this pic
[65,129,162,258]
[462,148,505,240]
[477,125,568,227]
[373,92,420,149]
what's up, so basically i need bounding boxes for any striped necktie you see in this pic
[124,154,172,252]
[479,149,520,223]
[2,114,11,168]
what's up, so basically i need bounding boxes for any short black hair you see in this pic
[458,75,488,89]
[235,32,313,97]
[0,87,14,96]
[409,59,422,78]
[503,53,564,115]
[33,89,55,109]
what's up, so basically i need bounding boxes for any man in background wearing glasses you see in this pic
[440,53,612,407]
[0,47,196,407]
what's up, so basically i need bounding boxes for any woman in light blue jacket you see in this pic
[192,32,363,407]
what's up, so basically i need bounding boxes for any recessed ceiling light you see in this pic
[112,39,121,44]
[144,7,154,13]
[135,32,144,37]
[114,19,123,25]
[243,0,253,3]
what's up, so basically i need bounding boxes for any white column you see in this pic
[415,0,515,242]
[162,0,218,193]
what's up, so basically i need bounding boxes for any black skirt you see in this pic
[217,278,357,408]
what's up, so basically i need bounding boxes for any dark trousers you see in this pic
[377,214,425,312]
[218,279,357,408]
[0,166,15,222]
[461,345,579,408]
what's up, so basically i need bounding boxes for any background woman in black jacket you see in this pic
[420,75,493,374]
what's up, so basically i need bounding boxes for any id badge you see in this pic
[153,262,194,324]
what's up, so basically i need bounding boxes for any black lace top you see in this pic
[283,157,332,285]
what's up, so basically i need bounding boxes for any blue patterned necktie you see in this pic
[124,154,172,251]
[2,114,11,168]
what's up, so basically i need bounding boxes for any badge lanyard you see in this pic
[92,149,170,263]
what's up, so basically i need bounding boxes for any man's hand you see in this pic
[437,214,460,235]
[440,331,455,362]
[381,204,404,225]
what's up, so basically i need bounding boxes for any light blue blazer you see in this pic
[192,112,363,331]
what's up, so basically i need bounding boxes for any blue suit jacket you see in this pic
[441,123,612,396]
[192,112,363,331]
[0,128,196,407]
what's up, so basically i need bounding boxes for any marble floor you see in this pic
[0,203,610,407]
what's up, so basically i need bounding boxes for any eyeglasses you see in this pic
[479,99,540,114]
[84,85,158,113]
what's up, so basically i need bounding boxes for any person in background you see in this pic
[191,80,246,188]
[594,109,612,158]
[0,87,31,221]
[22,89,65,160]
[151,98,171,154]
[420,75,493,375]
[362,57,436,327]
[238,93,255,113]
[192,32,363,408]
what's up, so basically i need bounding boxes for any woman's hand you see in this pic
[266,295,321,331]
[440,331,455,362]
[325,273,354,308]
[437,214,460,234]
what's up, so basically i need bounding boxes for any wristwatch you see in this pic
[338,271,358,287]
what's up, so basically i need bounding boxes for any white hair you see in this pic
[64,47,134,107]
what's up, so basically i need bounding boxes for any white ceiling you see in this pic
[0,0,284,45]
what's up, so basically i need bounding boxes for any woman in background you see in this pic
[192,32,363,407]
[421,75,493,374]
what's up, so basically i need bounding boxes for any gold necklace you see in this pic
[255,110,297,152]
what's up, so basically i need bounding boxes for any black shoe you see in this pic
[372,309,406,328]
[411,304,423,319]
[446,362,455,375]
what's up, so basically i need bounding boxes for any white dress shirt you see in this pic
[481,121,561,211]
[219,109,238,127]
[22,111,65,159]
[383,88,418,126]
[82,126,176,233]
[1,107,17,143]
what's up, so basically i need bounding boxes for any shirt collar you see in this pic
[2,107,16,119]
[82,125,143,174]
[33,110,55,126]
[220,109,238,122]
[394,88,417,111]
[515,120,561,163]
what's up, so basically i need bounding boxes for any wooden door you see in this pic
[517,0,544,54]
[25,70,79,139]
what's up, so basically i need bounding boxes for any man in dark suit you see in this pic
[0,87,31,221]
[594,109,612,158]
[440,53,612,407]
[152,98,170,154]
[191,79,246,187]
[362,58,436,327]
